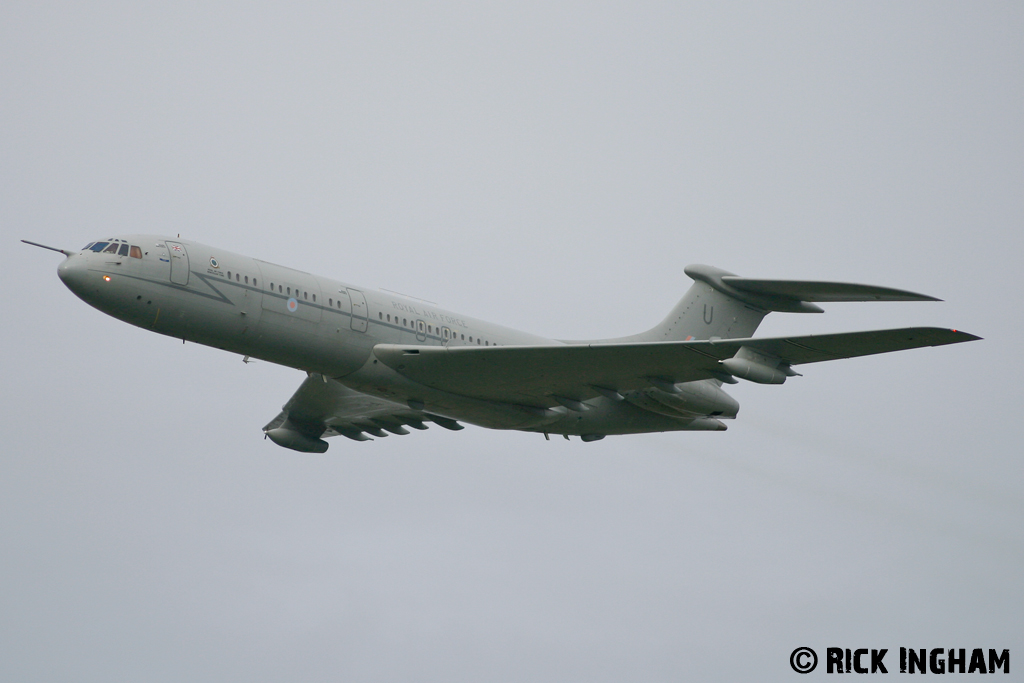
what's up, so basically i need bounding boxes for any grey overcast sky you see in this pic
[2,2,1022,681]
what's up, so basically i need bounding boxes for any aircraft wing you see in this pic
[264,373,460,442]
[373,327,979,406]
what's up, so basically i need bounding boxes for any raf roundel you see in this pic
[286,298,299,313]
[209,257,219,268]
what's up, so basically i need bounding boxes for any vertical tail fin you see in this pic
[629,265,939,343]
[634,266,771,342]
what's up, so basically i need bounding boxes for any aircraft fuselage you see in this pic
[56,235,733,437]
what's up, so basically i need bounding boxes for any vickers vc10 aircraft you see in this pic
[25,236,979,452]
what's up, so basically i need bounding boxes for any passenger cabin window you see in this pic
[245,276,249,284]
[129,246,142,259]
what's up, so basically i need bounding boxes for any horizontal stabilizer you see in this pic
[683,265,940,313]
[720,276,940,303]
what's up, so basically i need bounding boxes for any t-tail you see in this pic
[627,264,942,343]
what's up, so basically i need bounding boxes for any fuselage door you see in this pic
[348,288,368,332]
[165,241,189,286]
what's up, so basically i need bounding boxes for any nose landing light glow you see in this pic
[103,275,111,281]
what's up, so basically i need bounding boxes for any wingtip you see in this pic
[876,291,941,302]
[951,329,982,341]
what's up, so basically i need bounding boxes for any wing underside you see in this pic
[264,373,461,443]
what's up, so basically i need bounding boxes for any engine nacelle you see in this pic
[649,380,740,418]
[720,357,788,384]
[265,427,329,453]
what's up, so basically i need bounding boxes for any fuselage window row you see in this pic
[368,311,497,344]
[226,271,257,287]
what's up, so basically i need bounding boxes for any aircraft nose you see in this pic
[57,253,90,295]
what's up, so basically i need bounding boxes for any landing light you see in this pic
[103,275,111,282]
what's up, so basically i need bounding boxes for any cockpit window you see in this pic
[89,242,110,252]
[129,246,142,259]
[102,243,120,254]
[82,242,95,250]
[118,243,130,256]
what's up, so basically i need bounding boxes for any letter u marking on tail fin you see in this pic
[704,304,714,325]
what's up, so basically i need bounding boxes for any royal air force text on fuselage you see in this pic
[791,647,1009,674]
[390,301,467,329]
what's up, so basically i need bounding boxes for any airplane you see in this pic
[24,235,979,452]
